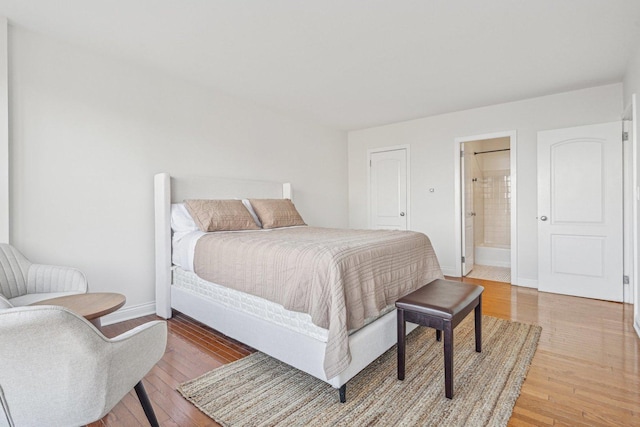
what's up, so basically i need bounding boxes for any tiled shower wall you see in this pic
[481,170,510,247]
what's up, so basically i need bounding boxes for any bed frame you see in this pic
[154,172,416,402]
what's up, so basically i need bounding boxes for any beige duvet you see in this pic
[193,226,443,379]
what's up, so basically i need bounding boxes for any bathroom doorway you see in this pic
[454,131,516,284]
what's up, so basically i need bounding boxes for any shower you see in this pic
[464,137,511,271]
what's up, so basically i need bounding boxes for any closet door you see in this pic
[369,148,408,230]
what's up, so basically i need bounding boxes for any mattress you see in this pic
[173,267,330,342]
[172,267,394,343]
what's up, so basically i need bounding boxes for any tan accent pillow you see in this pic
[184,199,260,232]
[248,199,306,229]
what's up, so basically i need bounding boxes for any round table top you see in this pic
[31,292,126,320]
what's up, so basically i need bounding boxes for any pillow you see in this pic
[0,294,13,309]
[184,199,260,232]
[171,203,199,233]
[248,199,306,229]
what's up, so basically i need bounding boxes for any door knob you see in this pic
[400,212,405,217]
[540,216,548,221]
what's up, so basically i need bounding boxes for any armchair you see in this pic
[0,305,167,427]
[0,243,88,306]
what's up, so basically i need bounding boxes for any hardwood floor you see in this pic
[89,278,640,426]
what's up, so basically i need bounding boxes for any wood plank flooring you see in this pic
[88,278,640,426]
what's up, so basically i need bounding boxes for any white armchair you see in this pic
[0,305,167,427]
[0,243,88,306]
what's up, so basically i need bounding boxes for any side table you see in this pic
[31,292,126,329]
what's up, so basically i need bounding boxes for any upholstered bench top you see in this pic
[395,279,484,320]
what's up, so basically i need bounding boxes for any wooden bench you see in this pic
[396,279,484,398]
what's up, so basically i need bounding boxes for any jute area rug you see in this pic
[178,315,541,427]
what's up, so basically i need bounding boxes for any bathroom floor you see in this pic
[466,264,511,283]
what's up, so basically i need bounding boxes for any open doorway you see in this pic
[463,138,511,282]
[454,131,517,284]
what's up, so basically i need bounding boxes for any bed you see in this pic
[154,173,443,401]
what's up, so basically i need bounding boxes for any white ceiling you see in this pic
[1,0,639,130]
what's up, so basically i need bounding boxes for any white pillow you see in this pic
[242,199,263,228]
[171,203,199,238]
[0,294,13,309]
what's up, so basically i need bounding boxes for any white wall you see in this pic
[348,84,622,283]
[624,43,640,108]
[9,26,348,316]
[0,17,7,243]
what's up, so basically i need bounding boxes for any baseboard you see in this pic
[515,277,538,289]
[101,301,156,326]
[635,315,640,339]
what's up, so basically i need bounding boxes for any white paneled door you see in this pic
[370,148,408,230]
[537,122,623,302]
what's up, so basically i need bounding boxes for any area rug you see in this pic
[178,315,541,426]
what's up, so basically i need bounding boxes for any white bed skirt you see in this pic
[171,285,417,388]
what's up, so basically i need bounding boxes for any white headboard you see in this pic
[153,173,291,318]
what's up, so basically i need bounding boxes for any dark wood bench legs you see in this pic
[443,321,454,398]
[397,294,482,399]
[397,308,406,380]
[475,299,482,352]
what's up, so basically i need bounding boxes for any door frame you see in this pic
[367,144,411,230]
[623,93,640,336]
[453,130,518,283]
[622,102,636,306]
[461,145,475,276]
